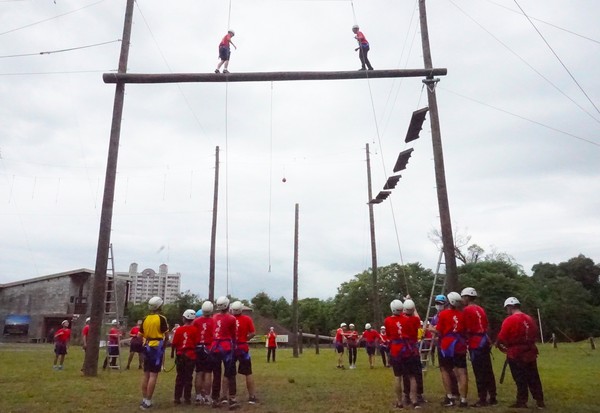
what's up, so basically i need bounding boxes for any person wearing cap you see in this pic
[378,326,390,367]
[351,25,374,71]
[103,319,121,369]
[334,322,348,369]
[496,297,545,409]
[345,323,359,369]
[139,296,170,410]
[361,323,380,369]
[53,320,71,370]
[431,292,469,408]
[172,309,199,405]
[215,30,237,74]
[80,317,90,372]
[266,327,277,363]
[461,287,497,407]
[126,320,144,370]
[193,301,215,405]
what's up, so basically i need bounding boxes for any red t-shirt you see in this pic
[234,314,255,352]
[54,328,71,344]
[335,328,345,344]
[497,312,539,360]
[362,329,380,346]
[345,330,359,348]
[193,316,214,345]
[384,315,418,358]
[436,308,466,355]
[129,326,140,338]
[108,327,120,345]
[463,304,489,350]
[172,324,199,359]
[379,331,389,346]
[267,331,277,347]
[219,33,232,47]
[82,325,90,338]
[211,312,236,352]
[355,31,368,45]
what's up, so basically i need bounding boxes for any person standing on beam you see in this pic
[352,25,373,71]
[215,30,237,74]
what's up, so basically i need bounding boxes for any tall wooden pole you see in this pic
[84,0,135,377]
[365,144,381,324]
[208,146,220,302]
[418,0,458,292]
[292,203,299,358]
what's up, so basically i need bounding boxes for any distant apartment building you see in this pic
[122,263,181,305]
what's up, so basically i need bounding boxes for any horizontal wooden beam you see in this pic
[102,68,447,84]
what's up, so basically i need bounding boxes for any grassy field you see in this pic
[0,342,598,412]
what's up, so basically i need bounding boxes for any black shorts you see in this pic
[335,343,344,354]
[439,353,467,370]
[236,351,252,376]
[195,346,214,373]
[391,356,421,377]
[219,46,231,61]
[130,337,144,353]
[107,345,119,356]
[366,345,376,356]
[54,342,67,355]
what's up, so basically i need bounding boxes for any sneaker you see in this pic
[220,397,229,405]
[228,399,240,410]
[368,67,374,70]
[536,401,546,409]
[139,401,152,410]
[442,398,456,407]
[215,69,220,74]
[472,400,487,407]
[417,395,428,404]
[488,398,498,405]
[195,397,203,405]
[248,396,259,404]
[211,400,220,408]
[223,70,230,74]
[58,365,63,370]
[394,401,404,410]
[413,403,421,409]
[358,68,366,71]
[508,402,528,409]
[458,401,468,408]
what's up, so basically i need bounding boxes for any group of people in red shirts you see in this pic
[334,321,387,370]
[168,296,259,410]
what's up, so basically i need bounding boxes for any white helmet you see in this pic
[85,317,91,323]
[461,287,478,297]
[148,296,163,310]
[111,319,118,325]
[447,292,463,307]
[349,323,355,329]
[215,296,230,311]
[352,24,359,30]
[201,301,214,315]
[182,309,196,320]
[504,297,521,307]
[228,29,235,36]
[61,320,69,327]
[380,326,386,331]
[390,299,403,315]
[340,322,347,328]
[403,299,416,313]
[365,323,372,330]
[231,300,244,315]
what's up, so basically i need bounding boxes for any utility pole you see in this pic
[292,203,299,358]
[365,144,381,324]
[84,0,135,377]
[418,0,458,292]
[208,146,220,302]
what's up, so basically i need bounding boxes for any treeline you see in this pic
[126,254,600,342]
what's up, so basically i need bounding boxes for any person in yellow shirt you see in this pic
[139,296,169,410]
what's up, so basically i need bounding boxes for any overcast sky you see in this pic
[1,0,598,302]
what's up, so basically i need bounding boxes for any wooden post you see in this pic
[299,329,303,354]
[418,0,458,292]
[552,333,557,348]
[83,0,135,377]
[315,331,320,355]
[537,308,544,344]
[590,337,596,350]
[365,144,381,325]
[292,203,299,358]
[208,146,219,302]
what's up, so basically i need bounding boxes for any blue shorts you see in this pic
[144,345,164,374]
[219,46,231,61]
[54,342,67,355]
[335,343,344,354]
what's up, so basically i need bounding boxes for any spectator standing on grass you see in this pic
[335,322,348,369]
[103,319,121,369]
[231,301,259,405]
[361,323,380,369]
[193,301,215,405]
[378,326,390,367]
[461,287,497,407]
[496,297,545,409]
[126,320,144,370]
[172,309,199,405]
[431,292,469,408]
[81,317,90,372]
[209,296,239,409]
[139,296,169,411]
[266,327,277,363]
[53,319,71,370]
[345,323,359,369]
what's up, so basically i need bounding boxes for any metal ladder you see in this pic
[419,249,447,371]
[104,243,122,371]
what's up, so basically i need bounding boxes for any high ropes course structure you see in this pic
[83,0,459,376]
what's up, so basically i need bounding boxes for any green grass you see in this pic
[0,342,598,412]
